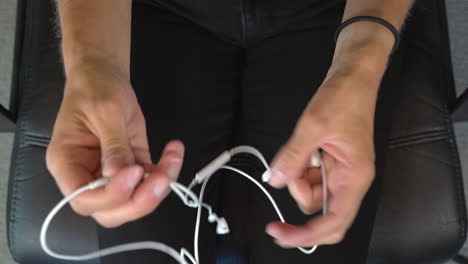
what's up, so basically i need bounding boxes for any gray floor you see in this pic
[0,0,16,263]
[0,1,467,264]
[447,0,468,259]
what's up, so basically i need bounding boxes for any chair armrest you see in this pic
[452,88,468,122]
[0,104,15,132]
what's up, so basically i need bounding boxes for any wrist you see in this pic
[64,59,132,105]
[61,38,130,80]
[66,57,129,85]
[328,21,395,84]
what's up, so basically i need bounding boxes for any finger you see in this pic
[267,184,365,247]
[52,160,144,216]
[267,131,321,188]
[91,140,184,227]
[286,167,322,212]
[304,167,323,184]
[46,138,146,216]
[288,181,323,215]
[266,212,342,248]
[287,157,328,215]
[153,140,185,180]
[129,109,152,165]
[92,171,171,228]
[89,105,135,177]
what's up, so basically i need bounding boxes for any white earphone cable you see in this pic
[39,182,190,263]
[219,165,319,254]
[40,146,326,263]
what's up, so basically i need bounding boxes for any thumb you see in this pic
[267,130,320,188]
[95,115,135,178]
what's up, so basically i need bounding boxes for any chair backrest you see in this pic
[367,0,467,262]
[6,1,100,263]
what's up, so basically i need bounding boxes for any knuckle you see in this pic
[328,231,345,244]
[133,201,155,218]
[45,144,62,175]
[45,148,57,174]
[282,144,304,161]
[102,137,129,154]
[133,198,159,219]
[363,163,375,179]
[355,162,376,190]
[70,199,91,216]
[301,111,329,131]
[94,217,123,229]
[299,203,315,215]
[92,212,125,229]
[364,164,376,182]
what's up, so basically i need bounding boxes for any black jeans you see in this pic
[99,2,395,263]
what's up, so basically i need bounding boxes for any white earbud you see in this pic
[208,213,217,223]
[261,169,271,182]
[216,218,230,235]
[310,150,321,167]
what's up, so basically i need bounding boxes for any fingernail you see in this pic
[269,168,287,187]
[265,225,279,238]
[298,203,313,215]
[272,168,286,180]
[127,166,143,189]
[170,157,183,163]
[153,178,169,197]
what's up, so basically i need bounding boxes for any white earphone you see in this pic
[40,145,327,264]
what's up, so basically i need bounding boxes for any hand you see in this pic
[46,62,184,228]
[265,66,380,248]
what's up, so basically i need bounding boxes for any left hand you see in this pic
[264,50,387,248]
[264,20,394,248]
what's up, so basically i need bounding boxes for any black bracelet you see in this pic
[334,16,400,54]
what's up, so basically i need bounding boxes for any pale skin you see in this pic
[48,0,414,250]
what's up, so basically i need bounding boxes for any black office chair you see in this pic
[1,0,467,263]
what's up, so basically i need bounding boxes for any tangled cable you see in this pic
[40,145,327,264]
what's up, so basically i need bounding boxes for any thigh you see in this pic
[98,3,242,264]
[234,5,395,264]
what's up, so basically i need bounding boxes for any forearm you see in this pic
[327,0,414,85]
[56,0,132,78]
[319,1,414,125]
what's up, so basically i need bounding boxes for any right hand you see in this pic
[46,62,184,228]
